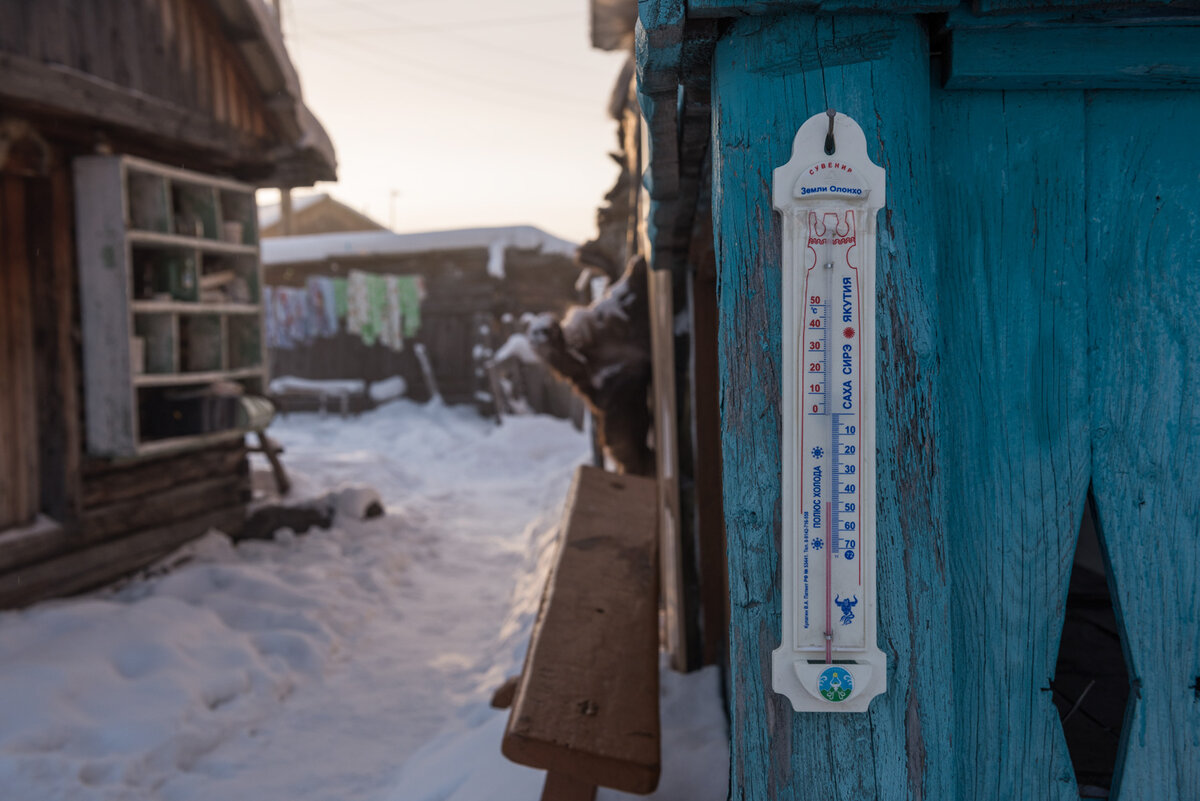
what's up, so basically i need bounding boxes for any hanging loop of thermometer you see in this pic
[771,110,886,713]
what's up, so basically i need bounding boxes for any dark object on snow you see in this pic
[237,504,333,542]
[529,256,652,476]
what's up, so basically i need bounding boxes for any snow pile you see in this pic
[367,376,407,403]
[268,376,365,396]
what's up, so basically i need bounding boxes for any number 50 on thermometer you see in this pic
[772,111,887,713]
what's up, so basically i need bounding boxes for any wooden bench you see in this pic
[502,465,661,801]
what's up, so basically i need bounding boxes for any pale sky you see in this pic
[262,0,630,244]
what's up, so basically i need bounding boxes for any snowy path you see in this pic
[0,402,727,801]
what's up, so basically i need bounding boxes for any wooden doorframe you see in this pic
[0,132,81,531]
[0,172,40,529]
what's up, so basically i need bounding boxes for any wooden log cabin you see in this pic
[0,0,336,608]
[262,226,581,406]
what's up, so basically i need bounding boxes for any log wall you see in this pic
[0,0,268,143]
[0,131,253,610]
[0,440,249,609]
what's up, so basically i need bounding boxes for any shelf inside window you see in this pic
[135,375,265,448]
[127,169,171,233]
[127,230,257,255]
[131,244,198,303]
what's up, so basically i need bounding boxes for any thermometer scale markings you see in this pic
[799,210,864,653]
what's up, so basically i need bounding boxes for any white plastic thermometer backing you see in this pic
[771,111,886,713]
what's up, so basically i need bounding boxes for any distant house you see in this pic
[258,192,386,238]
[262,225,579,406]
[0,0,335,608]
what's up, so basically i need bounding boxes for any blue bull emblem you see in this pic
[834,594,858,625]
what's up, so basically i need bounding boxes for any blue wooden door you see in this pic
[710,11,1200,800]
[933,52,1200,800]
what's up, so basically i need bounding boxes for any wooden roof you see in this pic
[0,0,335,187]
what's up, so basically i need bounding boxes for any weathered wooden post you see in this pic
[637,1,1200,798]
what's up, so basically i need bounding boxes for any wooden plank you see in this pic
[541,772,597,801]
[1086,90,1200,800]
[211,42,229,124]
[931,88,1089,800]
[82,440,244,495]
[946,26,1200,90]
[973,0,1200,14]
[687,0,957,16]
[29,166,82,523]
[0,177,20,528]
[73,156,135,456]
[190,1,211,114]
[0,175,39,528]
[1,455,247,575]
[502,466,660,794]
[81,474,246,541]
[0,52,264,164]
[648,267,690,670]
[171,0,196,108]
[0,503,245,609]
[710,14,952,800]
[687,209,728,668]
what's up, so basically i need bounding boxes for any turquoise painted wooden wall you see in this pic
[699,8,1200,800]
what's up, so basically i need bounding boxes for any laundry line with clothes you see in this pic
[264,270,425,351]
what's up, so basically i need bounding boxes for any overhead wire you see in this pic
[293,35,599,121]
[308,0,591,75]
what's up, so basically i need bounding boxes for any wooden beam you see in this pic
[29,166,82,524]
[687,208,728,669]
[945,25,1200,90]
[0,175,39,529]
[81,474,247,542]
[0,51,265,162]
[686,0,957,16]
[82,440,244,491]
[0,503,245,609]
[502,466,660,795]
[541,772,597,801]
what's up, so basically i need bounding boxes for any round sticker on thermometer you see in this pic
[771,110,887,713]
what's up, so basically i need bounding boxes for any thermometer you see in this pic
[771,111,887,712]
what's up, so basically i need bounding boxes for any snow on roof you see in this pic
[257,192,331,230]
[261,225,579,278]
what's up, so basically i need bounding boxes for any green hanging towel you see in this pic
[331,277,348,319]
[397,276,422,338]
[364,273,388,347]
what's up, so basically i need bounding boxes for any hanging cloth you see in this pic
[263,287,280,348]
[332,277,349,321]
[306,276,338,337]
[380,275,404,351]
[281,287,310,345]
[397,275,422,338]
[347,270,370,338]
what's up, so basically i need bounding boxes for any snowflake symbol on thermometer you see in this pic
[811,447,824,458]
[812,538,823,550]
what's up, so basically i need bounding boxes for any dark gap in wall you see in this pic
[1052,490,1130,799]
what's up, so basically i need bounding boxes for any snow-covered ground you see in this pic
[0,400,727,801]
